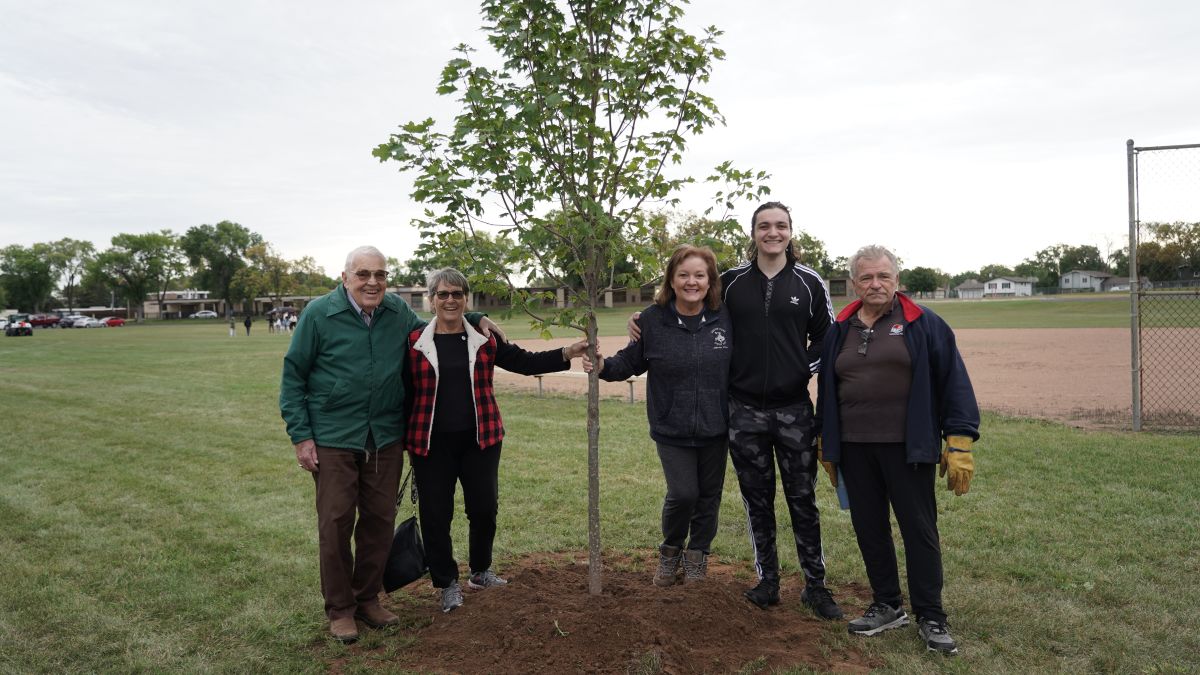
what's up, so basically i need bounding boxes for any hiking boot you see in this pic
[800,585,844,620]
[329,616,359,643]
[680,549,707,584]
[847,602,910,636]
[918,618,959,655]
[467,569,508,590]
[743,579,781,609]
[355,603,400,628]
[653,545,682,587]
[440,582,464,613]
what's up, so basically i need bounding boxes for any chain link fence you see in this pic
[1127,140,1200,431]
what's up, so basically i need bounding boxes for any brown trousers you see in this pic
[313,443,403,620]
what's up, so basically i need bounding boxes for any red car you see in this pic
[28,314,62,328]
[100,317,125,327]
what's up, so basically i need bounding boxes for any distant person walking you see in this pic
[229,318,236,337]
[244,315,252,336]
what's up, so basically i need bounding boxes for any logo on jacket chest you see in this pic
[710,327,729,349]
[889,323,904,336]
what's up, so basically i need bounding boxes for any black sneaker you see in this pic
[847,602,910,636]
[743,580,780,610]
[800,585,844,620]
[918,618,959,655]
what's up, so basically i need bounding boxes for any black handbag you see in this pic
[383,467,428,592]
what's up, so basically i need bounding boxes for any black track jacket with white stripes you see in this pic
[720,255,834,409]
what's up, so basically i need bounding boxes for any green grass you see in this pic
[1,323,1198,673]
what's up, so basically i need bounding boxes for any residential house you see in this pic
[1060,270,1111,292]
[983,276,1036,297]
[954,279,985,299]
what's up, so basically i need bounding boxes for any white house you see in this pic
[954,279,985,299]
[1060,270,1111,292]
[983,276,1036,297]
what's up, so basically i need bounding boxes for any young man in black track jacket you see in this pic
[719,202,841,618]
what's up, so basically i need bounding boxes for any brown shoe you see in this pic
[653,544,682,587]
[329,616,359,643]
[355,603,400,629]
[681,549,707,584]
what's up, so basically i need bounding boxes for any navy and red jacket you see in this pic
[404,323,569,456]
[816,293,980,465]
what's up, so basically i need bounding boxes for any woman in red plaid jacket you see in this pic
[404,268,588,613]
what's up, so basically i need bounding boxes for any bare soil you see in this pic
[372,552,879,674]
[341,328,1140,673]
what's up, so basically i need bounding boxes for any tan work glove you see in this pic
[816,437,838,488]
[939,435,975,496]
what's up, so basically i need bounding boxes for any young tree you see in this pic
[374,0,767,594]
[180,221,263,317]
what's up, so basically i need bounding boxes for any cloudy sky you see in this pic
[3,0,1198,279]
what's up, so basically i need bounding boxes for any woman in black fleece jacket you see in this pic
[587,245,732,586]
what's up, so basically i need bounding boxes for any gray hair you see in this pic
[425,268,470,295]
[344,245,386,272]
[848,245,900,278]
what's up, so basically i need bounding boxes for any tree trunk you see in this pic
[585,309,602,595]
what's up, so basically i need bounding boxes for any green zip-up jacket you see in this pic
[280,285,423,451]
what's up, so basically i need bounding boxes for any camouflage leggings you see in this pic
[728,398,827,586]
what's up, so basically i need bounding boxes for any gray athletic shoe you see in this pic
[847,602,910,636]
[467,569,508,590]
[918,618,959,655]
[440,582,464,613]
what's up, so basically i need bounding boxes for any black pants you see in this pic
[840,441,945,623]
[727,398,826,586]
[656,438,727,553]
[411,431,502,589]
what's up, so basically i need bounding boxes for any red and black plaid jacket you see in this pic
[404,323,569,456]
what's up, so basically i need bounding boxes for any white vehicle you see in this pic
[65,315,90,328]
[0,318,8,331]
[78,317,106,328]
[190,310,219,319]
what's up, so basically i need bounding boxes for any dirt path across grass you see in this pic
[495,328,1134,427]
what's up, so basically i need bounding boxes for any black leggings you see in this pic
[411,431,502,588]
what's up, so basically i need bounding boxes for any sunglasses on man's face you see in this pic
[435,290,465,300]
[353,269,389,282]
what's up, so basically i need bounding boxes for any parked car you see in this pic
[65,315,91,328]
[28,314,62,328]
[0,318,8,331]
[5,318,33,336]
[190,310,219,319]
[100,317,125,327]
[78,317,106,328]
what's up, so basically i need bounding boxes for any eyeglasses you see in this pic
[857,328,874,356]
[353,270,389,282]
[434,290,465,300]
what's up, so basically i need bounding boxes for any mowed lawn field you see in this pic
[1,298,1197,673]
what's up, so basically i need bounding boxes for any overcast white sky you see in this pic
[3,1,1198,279]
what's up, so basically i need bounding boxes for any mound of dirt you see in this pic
[373,551,878,674]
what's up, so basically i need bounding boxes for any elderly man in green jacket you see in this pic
[280,245,497,643]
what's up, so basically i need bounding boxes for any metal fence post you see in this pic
[1127,139,1142,431]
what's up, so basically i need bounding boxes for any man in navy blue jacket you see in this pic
[816,244,979,655]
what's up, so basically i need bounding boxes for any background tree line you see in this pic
[0,222,338,318]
